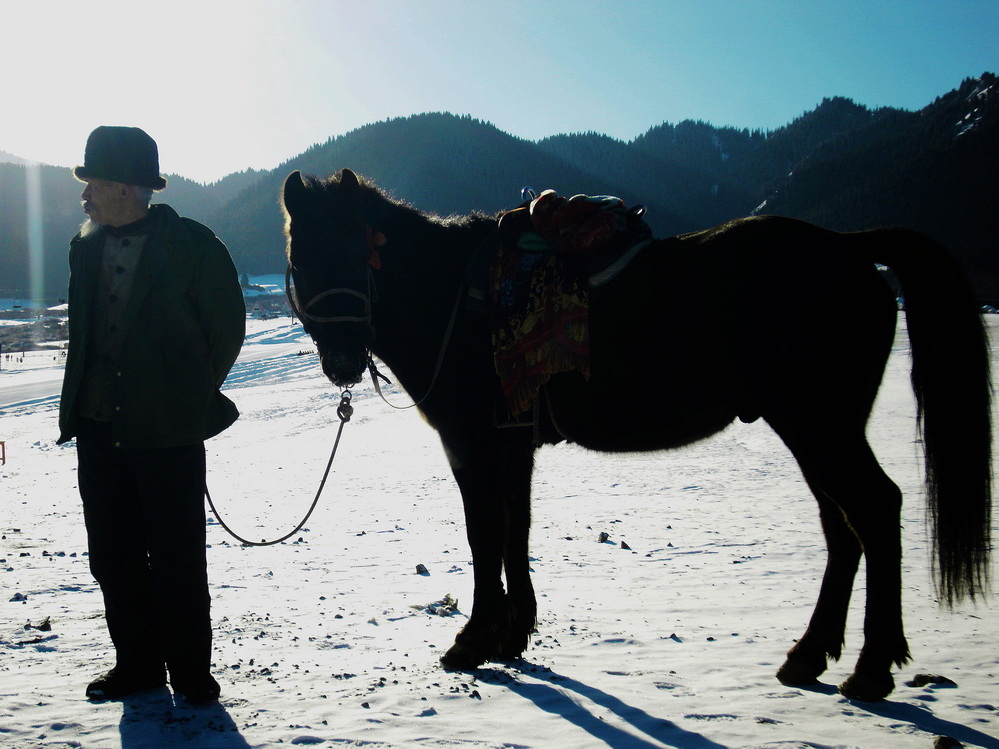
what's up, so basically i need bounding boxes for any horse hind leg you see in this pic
[836,460,909,701]
[776,489,862,686]
[779,434,909,701]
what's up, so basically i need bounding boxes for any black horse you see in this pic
[282,168,992,702]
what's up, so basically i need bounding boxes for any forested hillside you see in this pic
[2,73,996,300]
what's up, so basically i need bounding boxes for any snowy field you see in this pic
[1,313,997,748]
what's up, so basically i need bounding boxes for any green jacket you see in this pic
[58,204,245,448]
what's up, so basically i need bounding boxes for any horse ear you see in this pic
[340,168,359,190]
[283,170,308,209]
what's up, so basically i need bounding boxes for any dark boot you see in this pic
[171,672,221,705]
[86,665,166,700]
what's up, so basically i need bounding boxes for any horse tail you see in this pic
[871,227,993,606]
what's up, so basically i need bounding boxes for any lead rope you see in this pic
[204,390,354,546]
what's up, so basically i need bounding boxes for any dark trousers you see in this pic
[76,418,212,683]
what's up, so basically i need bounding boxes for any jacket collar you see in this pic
[106,210,158,237]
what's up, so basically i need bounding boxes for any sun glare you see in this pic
[25,162,45,304]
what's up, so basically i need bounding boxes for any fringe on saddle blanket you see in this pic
[489,189,640,416]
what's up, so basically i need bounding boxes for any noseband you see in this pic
[285,264,375,326]
[286,263,385,393]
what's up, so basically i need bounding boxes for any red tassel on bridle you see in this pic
[365,225,386,269]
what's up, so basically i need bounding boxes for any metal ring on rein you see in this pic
[204,390,354,547]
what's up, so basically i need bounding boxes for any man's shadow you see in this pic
[117,688,252,749]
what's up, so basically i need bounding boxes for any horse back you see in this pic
[543,216,898,450]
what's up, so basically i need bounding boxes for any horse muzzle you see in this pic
[320,349,367,388]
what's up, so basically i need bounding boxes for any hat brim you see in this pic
[73,165,167,191]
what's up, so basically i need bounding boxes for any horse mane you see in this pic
[308,169,494,228]
[282,169,499,275]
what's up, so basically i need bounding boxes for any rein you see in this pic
[365,273,465,411]
[204,391,355,546]
[210,203,465,546]
[222,226,477,546]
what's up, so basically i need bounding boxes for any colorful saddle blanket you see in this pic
[489,190,649,416]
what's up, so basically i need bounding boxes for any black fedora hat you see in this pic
[74,126,167,190]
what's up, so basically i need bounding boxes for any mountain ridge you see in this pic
[2,72,996,300]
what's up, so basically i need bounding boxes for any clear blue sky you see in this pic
[4,0,997,184]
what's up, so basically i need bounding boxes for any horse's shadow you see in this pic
[480,662,999,749]
[760,680,999,748]
[475,661,728,749]
[117,687,252,749]
[852,693,999,748]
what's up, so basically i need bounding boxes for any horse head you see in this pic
[283,168,385,388]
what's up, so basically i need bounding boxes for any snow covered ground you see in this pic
[1,314,997,748]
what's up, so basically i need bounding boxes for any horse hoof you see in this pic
[838,672,894,702]
[775,656,825,686]
[440,642,486,671]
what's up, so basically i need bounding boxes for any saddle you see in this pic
[475,189,653,417]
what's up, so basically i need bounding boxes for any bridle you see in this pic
[285,225,465,411]
[285,220,385,328]
[285,263,375,327]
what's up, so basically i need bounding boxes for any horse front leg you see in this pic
[498,442,537,659]
[438,432,536,670]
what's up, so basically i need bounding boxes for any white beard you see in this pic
[79,218,101,237]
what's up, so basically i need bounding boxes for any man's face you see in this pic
[80,179,132,227]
